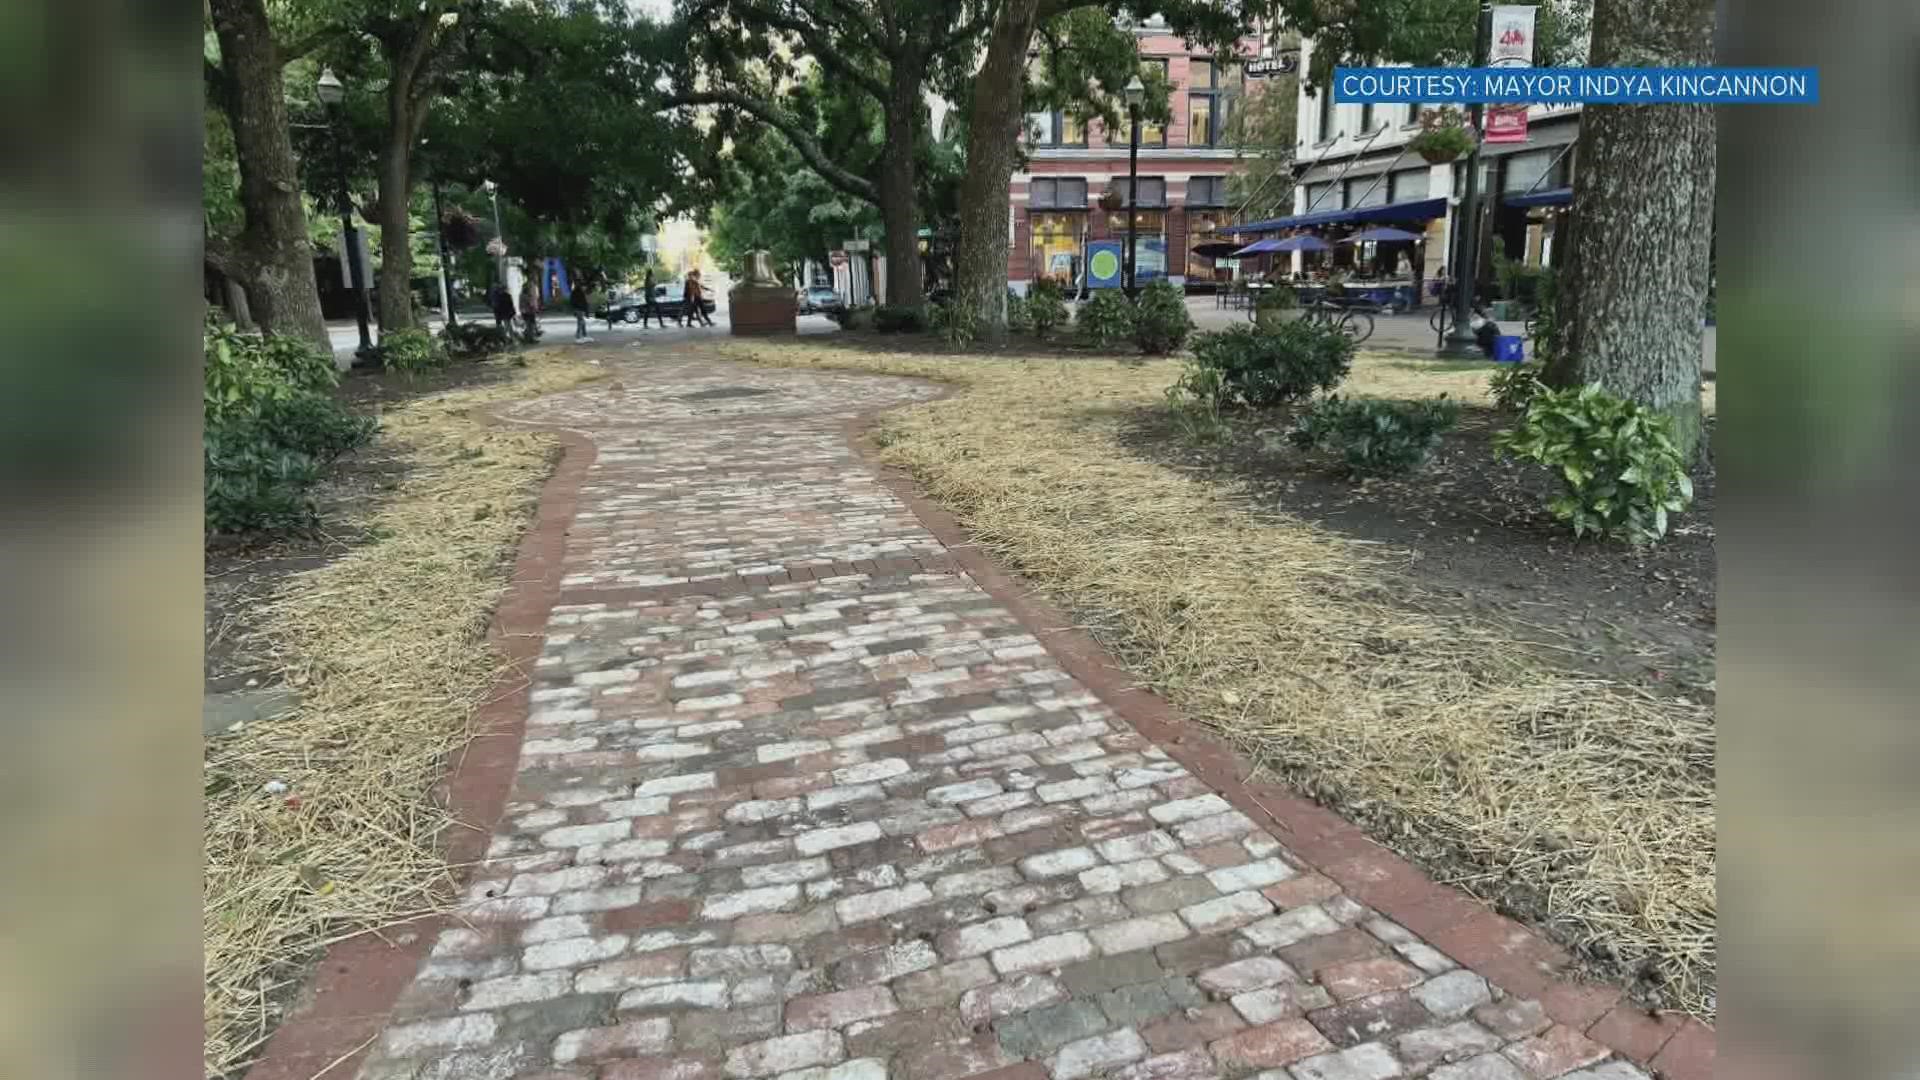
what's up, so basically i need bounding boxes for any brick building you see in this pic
[1008,23,1267,295]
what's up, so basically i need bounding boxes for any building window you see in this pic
[1104,209,1169,279]
[1388,167,1429,204]
[1187,210,1230,282]
[1304,180,1340,212]
[1315,84,1335,142]
[1186,176,1229,207]
[1028,112,1087,148]
[1138,59,1169,146]
[1113,177,1167,207]
[1186,57,1230,147]
[1031,213,1083,286]
[1346,175,1387,208]
[1031,178,1089,209]
[1359,102,1375,134]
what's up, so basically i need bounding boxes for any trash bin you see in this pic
[1493,335,1525,363]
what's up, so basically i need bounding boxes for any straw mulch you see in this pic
[202,349,606,1079]
[714,340,1716,1020]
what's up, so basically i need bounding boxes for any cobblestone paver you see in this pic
[356,354,1655,1080]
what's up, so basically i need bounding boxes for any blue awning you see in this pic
[1504,186,1573,208]
[1220,197,1449,235]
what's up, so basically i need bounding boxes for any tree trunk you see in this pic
[1543,0,1715,459]
[375,112,417,331]
[952,0,1043,341]
[877,69,925,309]
[224,274,255,330]
[207,0,329,350]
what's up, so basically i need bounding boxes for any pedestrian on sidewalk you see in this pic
[570,278,592,342]
[684,269,715,327]
[489,282,515,331]
[518,276,541,339]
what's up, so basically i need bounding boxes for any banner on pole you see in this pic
[1485,6,1537,144]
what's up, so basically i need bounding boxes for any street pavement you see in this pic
[308,347,1702,1080]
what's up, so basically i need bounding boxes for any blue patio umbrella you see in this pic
[1268,235,1332,252]
[1340,227,1424,243]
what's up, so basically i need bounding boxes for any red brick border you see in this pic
[243,427,597,1080]
[840,413,1717,1080]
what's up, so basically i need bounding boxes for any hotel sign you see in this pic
[1244,52,1298,79]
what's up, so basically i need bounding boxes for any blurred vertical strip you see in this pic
[0,0,204,1079]
[1718,0,1920,1077]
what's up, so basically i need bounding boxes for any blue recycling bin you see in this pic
[1493,335,1525,363]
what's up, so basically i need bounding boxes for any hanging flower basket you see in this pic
[1098,188,1124,211]
[1410,106,1475,164]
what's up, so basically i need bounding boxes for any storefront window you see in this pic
[1031,212,1084,286]
[1105,210,1168,278]
[1187,211,1229,281]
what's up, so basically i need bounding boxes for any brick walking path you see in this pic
[337,352,1701,1080]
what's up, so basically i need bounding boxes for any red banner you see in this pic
[1484,104,1530,143]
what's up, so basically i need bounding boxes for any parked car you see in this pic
[593,290,648,323]
[797,286,843,314]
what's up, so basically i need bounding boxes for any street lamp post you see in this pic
[481,179,508,289]
[315,68,374,357]
[1438,3,1494,359]
[422,138,456,326]
[1123,75,1145,298]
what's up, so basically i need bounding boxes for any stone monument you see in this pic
[728,249,798,336]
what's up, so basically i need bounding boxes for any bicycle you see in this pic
[1301,298,1378,344]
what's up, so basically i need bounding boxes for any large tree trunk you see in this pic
[877,70,925,309]
[952,0,1044,341]
[1543,0,1715,459]
[375,121,417,331]
[207,0,329,349]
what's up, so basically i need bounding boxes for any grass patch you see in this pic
[709,339,1716,1019]
[202,347,606,1078]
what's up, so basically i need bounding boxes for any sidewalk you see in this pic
[250,347,1711,1080]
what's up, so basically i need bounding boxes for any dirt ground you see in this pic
[1121,397,1717,708]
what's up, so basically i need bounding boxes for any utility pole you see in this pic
[1438,2,1493,359]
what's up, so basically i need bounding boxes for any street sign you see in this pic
[843,239,871,252]
[1243,52,1298,79]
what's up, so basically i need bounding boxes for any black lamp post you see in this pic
[1437,3,1494,359]
[1123,75,1144,298]
[422,137,456,326]
[315,68,374,357]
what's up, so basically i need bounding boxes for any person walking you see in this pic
[569,277,592,342]
[640,266,661,329]
[518,276,541,339]
[490,281,515,331]
[684,269,715,327]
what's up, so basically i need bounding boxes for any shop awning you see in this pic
[1504,186,1573,208]
[1232,238,1287,255]
[1220,197,1449,235]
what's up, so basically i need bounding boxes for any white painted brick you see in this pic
[1078,858,1171,894]
[1412,971,1492,1018]
[759,739,833,763]
[1291,1042,1403,1080]
[1241,904,1344,949]
[1050,1028,1148,1080]
[461,972,572,1010]
[990,931,1095,974]
[1180,890,1275,934]
[944,915,1034,958]
[1172,811,1258,845]
[383,1013,498,1055]
[1089,912,1190,954]
[833,758,910,784]
[551,1016,671,1063]
[795,821,884,855]
[523,934,629,971]
[552,886,644,914]
[701,884,802,920]
[1205,858,1298,893]
[1035,776,1113,803]
[742,857,833,887]
[1147,794,1232,824]
[927,778,1005,805]
[807,784,884,811]
[1094,830,1182,863]
[618,980,730,1011]
[539,821,632,848]
[724,1030,846,1078]
[724,797,804,824]
[1018,847,1099,879]
[835,882,933,924]
[636,772,716,796]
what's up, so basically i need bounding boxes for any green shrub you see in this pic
[1180,321,1355,409]
[1488,363,1546,412]
[375,328,448,377]
[204,320,375,534]
[1287,395,1460,476]
[1076,289,1134,348]
[1529,270,1560,366]
[440,320,512,360]
[928,300,975,347]
[1494,383,1695,544]
[1027,279,1068,337]
[1132,279,1193,355]
[1004,289,1033,333]
[1163,365,1231,444]
[874,305,927,333]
